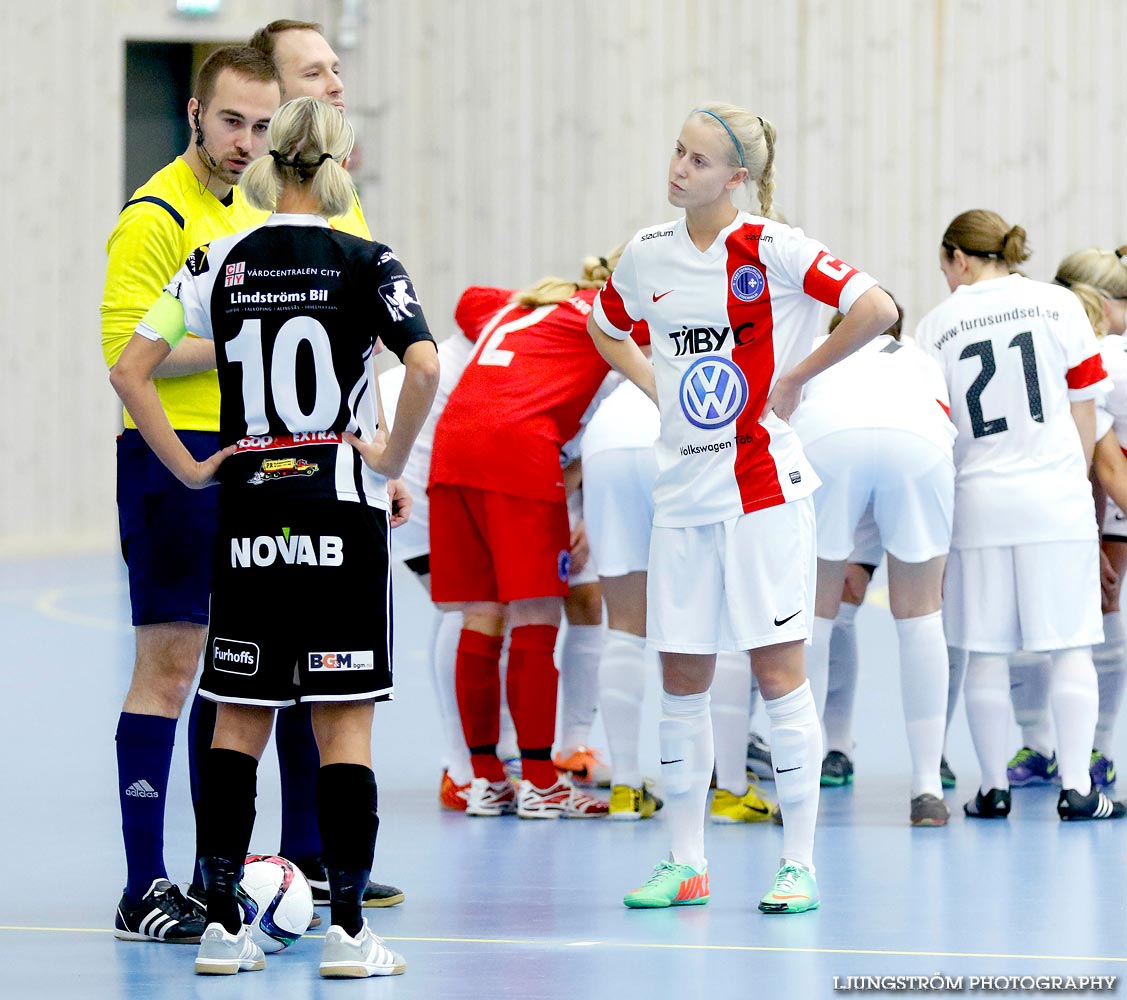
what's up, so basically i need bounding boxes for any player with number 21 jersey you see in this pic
[915,272,1109,551]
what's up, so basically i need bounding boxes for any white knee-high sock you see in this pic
[944,646,967,752]
[807,617,834,723]
[711,651,751,795]
[1009,651,1053,756]
[824,602,860,754]
[660,690,713,871]
[432,610,473,785]
[764,680,821,871]
[1049,647,1098,794]
[497,631,518,760]
[559,623,604,750]
[895,612,948,798]
[598,629,647,787]
[1094,612,1126,750]
[965,653,1012,792]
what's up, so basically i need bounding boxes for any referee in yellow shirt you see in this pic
[102,46,280,943]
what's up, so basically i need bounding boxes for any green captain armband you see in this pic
[136,291,189,350]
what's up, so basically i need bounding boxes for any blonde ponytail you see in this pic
[513,245,626,307]
[692,104,777,217]
[242,96,356,218]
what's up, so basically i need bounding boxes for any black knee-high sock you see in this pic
[187,691,218,891]
[317,763,377,937]
[198,748,258,935]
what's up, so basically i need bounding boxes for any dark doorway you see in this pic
[123,41,194,199]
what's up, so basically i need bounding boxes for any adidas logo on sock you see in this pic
[125,779,159,799]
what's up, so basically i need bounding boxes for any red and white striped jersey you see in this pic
[593,213,877,527]
[791,334,956,454]
[915,273,1110,548]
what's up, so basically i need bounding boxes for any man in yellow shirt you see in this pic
[251,19,372,241]
[178,19,405,915]
[102,45,280,944]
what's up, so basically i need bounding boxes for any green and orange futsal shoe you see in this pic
[623,859,709,908]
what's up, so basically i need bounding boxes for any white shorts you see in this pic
[1103,495,1127,542]
[944,541,1103,653]
[567,487,599,587]
[647,497,816,654]
[583,447,658,578]
[391,506,429,564]
[805,428,954,563]
[849,501,883,567]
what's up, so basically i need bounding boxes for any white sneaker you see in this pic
[320,920,406,978]
[465,776,517,816]
[193,922,265,975]
[517,777,610,819]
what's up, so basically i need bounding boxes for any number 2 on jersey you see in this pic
[959,331,1043,438]
[475,305,558,367]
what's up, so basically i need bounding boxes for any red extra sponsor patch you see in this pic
[235,431,341,452]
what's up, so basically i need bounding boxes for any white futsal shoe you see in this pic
[320,919,407,977]
[193,922,265,975]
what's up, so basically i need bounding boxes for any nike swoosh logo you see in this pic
[775,765,801,774]
[660,758,684,765]
[773,611,801,626]
[747,804,770,815]
[652,289,674,302]
[771,893,810,900]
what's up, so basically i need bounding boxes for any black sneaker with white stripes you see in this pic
[1057,787,1127,821]
[114,878,206,943]
[297,857,405,908]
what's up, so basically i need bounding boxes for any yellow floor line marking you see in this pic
[32,585,131,633]
[0,926,1124,962]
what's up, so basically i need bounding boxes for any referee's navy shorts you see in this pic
[116,428,220,627]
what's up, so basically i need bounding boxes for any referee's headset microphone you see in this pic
[193,109,219,171]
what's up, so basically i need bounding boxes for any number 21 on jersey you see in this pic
[959,331,1043,438]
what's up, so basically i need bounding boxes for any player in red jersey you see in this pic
[429,256,648,819]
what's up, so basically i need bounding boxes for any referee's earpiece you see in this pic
[192,107,218,170]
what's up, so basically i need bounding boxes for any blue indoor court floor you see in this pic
[2,550,1125,999]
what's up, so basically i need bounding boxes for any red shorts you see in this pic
[429,484,571,603]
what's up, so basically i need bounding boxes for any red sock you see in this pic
[507,624,560,788]
[455,629,505,782]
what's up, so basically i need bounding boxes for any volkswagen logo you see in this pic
[731,264,765,302]
[679,356,748,429]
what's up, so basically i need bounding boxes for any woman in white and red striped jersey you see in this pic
[588,102,897,914]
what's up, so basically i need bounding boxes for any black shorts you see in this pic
[200,496,393,707]
[117,429,220,626]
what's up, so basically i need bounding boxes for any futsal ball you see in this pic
[238,854,314,953]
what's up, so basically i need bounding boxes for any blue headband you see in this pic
[694,109,745,169]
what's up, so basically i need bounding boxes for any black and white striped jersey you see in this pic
[162,213,435,508]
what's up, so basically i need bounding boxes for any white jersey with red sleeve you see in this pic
[915,273,1110,548]
[791,333,956,453]
[1097,333,1127,445]
[592,212,877,528]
